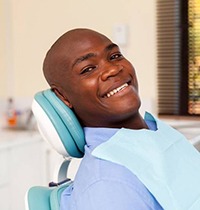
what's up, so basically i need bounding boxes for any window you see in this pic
[157,0,200,116]
[188,0,200,114]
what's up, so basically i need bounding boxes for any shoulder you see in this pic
[74,147,142,189]
[68,151,161,210]
[73,179,156,210]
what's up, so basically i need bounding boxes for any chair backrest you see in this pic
[32,89,86,158]
[26,89,86,210]
[25,181,72,210]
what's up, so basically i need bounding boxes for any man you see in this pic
[43,28,162,209]
[42,28,199,210]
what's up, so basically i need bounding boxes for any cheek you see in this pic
[79,77,100,100]
[68,79,98,105]
[129,66,139,91]
[84,78,98,89]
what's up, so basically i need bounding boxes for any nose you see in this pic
[100,63,123,81]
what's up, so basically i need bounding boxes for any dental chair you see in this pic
[25,89,86,210]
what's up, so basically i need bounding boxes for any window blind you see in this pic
[157,0,182,115]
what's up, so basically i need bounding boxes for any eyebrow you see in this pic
[72,53,96,68]
[72,43,119,68]
[105,43,119,52]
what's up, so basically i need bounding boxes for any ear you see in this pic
[52,88,73,109]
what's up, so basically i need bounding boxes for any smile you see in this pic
[105,83,129,98]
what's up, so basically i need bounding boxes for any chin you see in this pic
[112,103,141,117]
[122,97,141,112]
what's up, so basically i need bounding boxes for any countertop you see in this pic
[0,127,42,149]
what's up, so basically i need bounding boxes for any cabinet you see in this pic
[0,130,63,210]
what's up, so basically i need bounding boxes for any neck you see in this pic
[83,112,148,130]
[115,113,148,130]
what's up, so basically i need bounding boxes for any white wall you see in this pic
[0,0,7,98]
[0,0,157,113]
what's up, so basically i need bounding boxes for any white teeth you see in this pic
[106,83,128,98]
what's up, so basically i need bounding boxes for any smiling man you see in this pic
[43,28,163,210]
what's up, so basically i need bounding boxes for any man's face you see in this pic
[58,31,141,127]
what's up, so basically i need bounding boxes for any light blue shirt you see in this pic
[60,120,163,210]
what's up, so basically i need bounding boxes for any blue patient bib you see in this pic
[92,113,200,210]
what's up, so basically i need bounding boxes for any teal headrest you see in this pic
[32,89,85,158]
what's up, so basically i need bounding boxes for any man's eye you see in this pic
[81,66,95,74]
[110,53,123,60]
